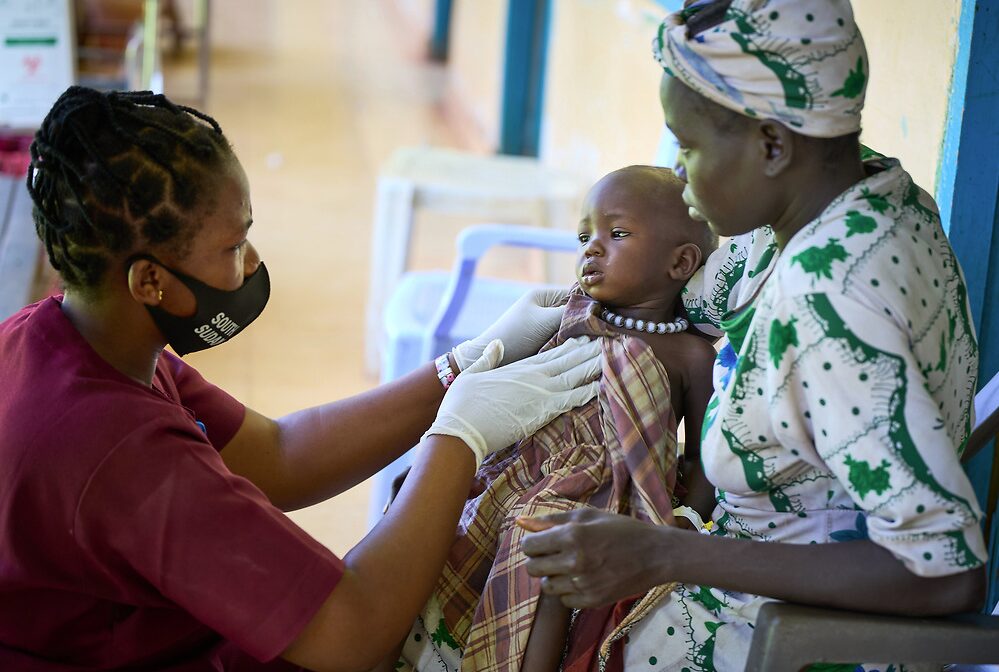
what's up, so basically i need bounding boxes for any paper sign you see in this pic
[0,0,74,129]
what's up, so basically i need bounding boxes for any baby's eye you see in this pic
[611,229,630,239]
[578,233,590,244]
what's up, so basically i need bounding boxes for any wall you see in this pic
[852,0,962,195]
[444,0,506,150]
[542,0,669,183]
[442,0,962,196]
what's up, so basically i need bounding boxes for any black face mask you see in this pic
[130,255,271,357]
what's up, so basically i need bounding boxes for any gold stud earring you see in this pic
[158,289,164,302]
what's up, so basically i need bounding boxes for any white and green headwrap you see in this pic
[653,0,868,138]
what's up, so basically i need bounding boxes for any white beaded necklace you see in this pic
[600,308,689,334]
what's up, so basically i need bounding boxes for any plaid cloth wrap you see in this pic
[436,288,679,672]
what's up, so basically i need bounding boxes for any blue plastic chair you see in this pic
[370,223,580,526]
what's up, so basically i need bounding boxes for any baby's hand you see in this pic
[515,516,557,533]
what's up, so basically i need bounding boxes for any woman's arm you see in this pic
[221,359,448,511]
[521,509,986,616]
[280,339,603,672]
[665,526,985,615]
[285,339,601,671]
[281,435,477,671]
[221,287,569,511]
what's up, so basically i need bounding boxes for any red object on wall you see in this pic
[0,134,32,177]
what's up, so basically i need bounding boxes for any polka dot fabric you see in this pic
[619,154,984,671]
[653,0,868,138]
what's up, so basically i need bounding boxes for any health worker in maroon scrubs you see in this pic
[0,86,602,671]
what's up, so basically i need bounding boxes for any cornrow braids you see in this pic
[26,86,234,290]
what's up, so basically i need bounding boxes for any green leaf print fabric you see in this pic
[621,157,983,671]
[682,229,777,336]
[653,0,868,138]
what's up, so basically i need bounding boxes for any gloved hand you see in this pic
[425,336,601,468]
[451,287,568,371]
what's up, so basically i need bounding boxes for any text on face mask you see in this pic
[193,312,241,345]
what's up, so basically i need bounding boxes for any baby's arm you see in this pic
[517,516,572,671]
[521,592,571,672]
[677,338,718,522]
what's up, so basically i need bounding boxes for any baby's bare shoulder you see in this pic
[641,330,715,367]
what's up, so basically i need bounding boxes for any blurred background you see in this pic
[1,0,995,561]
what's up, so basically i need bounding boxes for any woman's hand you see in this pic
[520,509,680,609]
[425,337,601,467]
[452,287,568,370]
[523,509,988,617]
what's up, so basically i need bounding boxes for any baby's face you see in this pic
[576,172,681,309]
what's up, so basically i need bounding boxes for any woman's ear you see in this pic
[758,119,794,178]
[667,242,703,281]
[126,258,165,306]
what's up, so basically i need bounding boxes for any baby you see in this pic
[388,166,717,672]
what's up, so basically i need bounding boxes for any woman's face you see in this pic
[576,172,677,311]
[660,75,773,238]
[160,161,260,313]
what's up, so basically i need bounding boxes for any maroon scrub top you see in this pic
[0,297,345,669]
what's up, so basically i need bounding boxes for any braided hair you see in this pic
[27,86,234,290]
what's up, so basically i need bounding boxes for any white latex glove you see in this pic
[451,287,568,371]
[425,336,601,468]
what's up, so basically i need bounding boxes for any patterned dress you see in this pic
[619,156,986,672]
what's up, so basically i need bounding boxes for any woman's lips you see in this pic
[682,188,708,222]
[687,205,708,222]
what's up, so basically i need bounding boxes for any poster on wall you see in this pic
[0,0,74,130]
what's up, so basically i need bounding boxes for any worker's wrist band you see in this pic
[435,353,456,389]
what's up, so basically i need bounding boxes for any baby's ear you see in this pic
[667,242,703,281]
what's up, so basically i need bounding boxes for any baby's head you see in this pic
[576,166,715,314]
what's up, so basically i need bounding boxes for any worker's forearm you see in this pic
[342,436,476,648]
[274,360,447,509]
[282,435,475,672]
[662,530,985,615]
